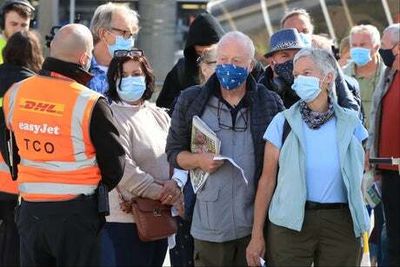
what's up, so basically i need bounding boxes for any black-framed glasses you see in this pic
[217,101,248,132]
[108,27,135,39]
[114,49,144,58]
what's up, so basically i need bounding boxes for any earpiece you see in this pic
[0,0,35,29]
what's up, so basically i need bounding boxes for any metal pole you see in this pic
[38,0,59,56]
[319,0,337,41]
[340,0,354,28]
[381,0,394,25]
[69,0,75,24]
[260,0,274,38]
[137,0,177,89]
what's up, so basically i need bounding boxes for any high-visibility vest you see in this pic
[0,35,6,64]
[3,73,102,201]
[0,153,17,195]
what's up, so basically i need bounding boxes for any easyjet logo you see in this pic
[19,98,64,116]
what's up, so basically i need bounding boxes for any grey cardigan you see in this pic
[367,67,397,163]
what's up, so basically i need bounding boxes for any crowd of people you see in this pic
[0,0,399,267]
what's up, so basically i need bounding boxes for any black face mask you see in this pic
[379,45,397,68]
[274,59,294,86]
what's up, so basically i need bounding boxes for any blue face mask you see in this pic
[117,76,146,102]
[108,35,135,57]
[215,64,249,90]
[350,47,372,66]
[291,75,322,103]
[299,32,312,48]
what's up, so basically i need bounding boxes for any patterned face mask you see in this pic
[274,59,294,86]
[215,64,249,90]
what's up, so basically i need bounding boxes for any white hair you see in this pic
[90,2,139,44]
[281,8,314,34]
[383,23,400,46]
[217,31,255,60]
[350,24,381,47]
[294,48,338,82]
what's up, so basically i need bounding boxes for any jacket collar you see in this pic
[283,100,360,155]
[40,57,93,85]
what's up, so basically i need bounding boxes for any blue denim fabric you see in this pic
[100,222,167,267]
[88,57,109,95]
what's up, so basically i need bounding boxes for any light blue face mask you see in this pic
[291,75,322,103]
[108,35,135,57]
[350,47,372,66]
[117,76,146,102]
[299,32,312,48]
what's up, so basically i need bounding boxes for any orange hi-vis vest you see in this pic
[0,153,17,195]
[3,74,102,202]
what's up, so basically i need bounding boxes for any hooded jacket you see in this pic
[156,12,225,112]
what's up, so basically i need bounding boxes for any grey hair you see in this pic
[280,8,314,34]
[199,45,217,64]
[90,2,139,44]
[383,23,400,46]
[217,31,255,60]
[350,24,381,47]
[294,48,338,82]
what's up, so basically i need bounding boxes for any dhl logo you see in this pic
[19,98,65,116]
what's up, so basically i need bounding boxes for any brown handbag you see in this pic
[130,197,177,241]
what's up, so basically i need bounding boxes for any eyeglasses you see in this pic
[108,27,135,39]
[114,49,144,58]
[196,56,217,66]
[217,101,248,132]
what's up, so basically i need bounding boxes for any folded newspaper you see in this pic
[190,116,249,193]
[190,116,221,193]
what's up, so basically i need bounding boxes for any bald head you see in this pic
[50,24,93,65]
[217,31,255,61]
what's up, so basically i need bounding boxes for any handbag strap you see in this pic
[115,186,127,202]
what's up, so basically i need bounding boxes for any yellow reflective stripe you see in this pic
[71,90,100,161]
[0,162,9,172]
[19,182,96,195]
[0,97,3,107]
[21,157,97,172]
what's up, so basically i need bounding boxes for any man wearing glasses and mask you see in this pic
[88,2,138,95]
[166,31,284,266]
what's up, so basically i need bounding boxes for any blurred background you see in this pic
[1,0,399,87]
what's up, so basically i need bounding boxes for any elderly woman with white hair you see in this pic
[246,48,370,267]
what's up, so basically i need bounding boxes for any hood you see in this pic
[184,12,225,62]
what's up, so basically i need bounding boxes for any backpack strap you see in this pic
[282,118,291,146]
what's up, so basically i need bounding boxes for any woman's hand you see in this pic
[119,200,132,213]
[174,193,185,218]
[159,180,181,205]
[246,235,266,267]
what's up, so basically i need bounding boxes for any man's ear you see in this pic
[248,59,255,72]
[394,42,400,56]
[99,28,108,43]
[372,43,380,54]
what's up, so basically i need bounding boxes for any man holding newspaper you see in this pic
[166,31,284,266]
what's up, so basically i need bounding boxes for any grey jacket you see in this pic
[367,67,397,162]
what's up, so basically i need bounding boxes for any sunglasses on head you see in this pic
[114,49,144,58]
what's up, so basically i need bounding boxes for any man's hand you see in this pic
[246,235,266,267]
[197,153,224,173]
[159,180,181,205]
